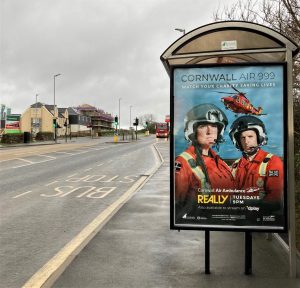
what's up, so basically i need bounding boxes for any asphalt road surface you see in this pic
[0,136,160,288]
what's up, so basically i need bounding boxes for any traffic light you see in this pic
[133,117,139,126]
[114,116,118,124]
[53,119,57,128]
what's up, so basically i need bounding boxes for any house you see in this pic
[20,103,69,137]
[68,107,91,136]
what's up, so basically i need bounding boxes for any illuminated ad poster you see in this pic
[171,63,287,231]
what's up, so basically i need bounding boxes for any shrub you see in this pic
[1,133,24,144]
[35,132,54,141]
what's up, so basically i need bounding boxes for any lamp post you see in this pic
[130,105,133,129]
[35,93,38,136]
[54,73,61,142]
[118,97,121,133]
[175,28,186,35]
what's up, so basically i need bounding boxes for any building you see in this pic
[74,104,114,136]
[21,102,54,136]
[68,107,91,136]
[20,102,112,138]
[21,103,71,137]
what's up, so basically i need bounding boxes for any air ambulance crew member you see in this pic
[229,116,283,205]
[175,104,235,207]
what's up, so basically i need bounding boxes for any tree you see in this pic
[138,113,155,128]
[214,0,300,91]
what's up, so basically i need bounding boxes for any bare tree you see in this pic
[214,0,300,91]
[138,113,156,127]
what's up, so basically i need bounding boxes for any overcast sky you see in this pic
[1,0,240,127]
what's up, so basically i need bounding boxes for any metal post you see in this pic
[245,232,252,275]
[205,230,210,274]
[65,123,67,143]
[35,94,38,137]
[54,73,61,143]
[286,49,297,278]
[118,98,121,133]
[135,121,137,141]
[130,105,132,129]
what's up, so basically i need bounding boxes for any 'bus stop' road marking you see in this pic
[21,143,163,288]
[22,175,148,288]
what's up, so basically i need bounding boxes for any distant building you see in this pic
[21,103,73,137]
[20,103,112,138]
[74,104,113,136]
[68,107,91,136]
[21,102,54,136]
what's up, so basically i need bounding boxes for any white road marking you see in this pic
[45,181,58,186]
[84,168,92,172]
[53,151,75,155]
[97,163,104,167]
[16,158,35,164]
[13,191,33,198]
[38,154,56,159]
[22,175,149,288]
[85,147,101,151]
[67,173,77,178]
[13,159,54,168]
[14,152,35,156]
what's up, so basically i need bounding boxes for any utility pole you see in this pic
[54,73,61,143]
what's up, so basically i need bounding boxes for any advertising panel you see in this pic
[171,63,287,231]
[5,114,21,134]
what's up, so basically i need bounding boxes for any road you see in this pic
[0,136,160,288]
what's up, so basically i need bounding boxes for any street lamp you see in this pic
[35,93,38,136]
[175,28,186,35]
[118,97,121,132]
[54,73,61,142]
[130,105,133,129]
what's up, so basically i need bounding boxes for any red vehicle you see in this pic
[156,123,169,138]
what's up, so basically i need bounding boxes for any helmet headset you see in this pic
[229,116,268,155]
[184,104,228,145]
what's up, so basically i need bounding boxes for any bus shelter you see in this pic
[161,21,299,277]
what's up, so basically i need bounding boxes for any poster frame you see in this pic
[170,62,288,232]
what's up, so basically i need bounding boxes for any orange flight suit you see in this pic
[175,145,235,203]
[232,148,284,203]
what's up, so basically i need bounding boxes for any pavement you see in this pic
[51,140,300,288]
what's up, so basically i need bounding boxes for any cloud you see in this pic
[1,0,239,125]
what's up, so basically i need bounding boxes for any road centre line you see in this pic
[14,151,35,156]
[45,181,58,186]
[13,191,33,198]
[53,151,75,155]
[68,173,77,178]
[84,147,101,151]
[38,154,56,159]
[71,150,89,155]
[16,158,35,164]
[13,159,54,169]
